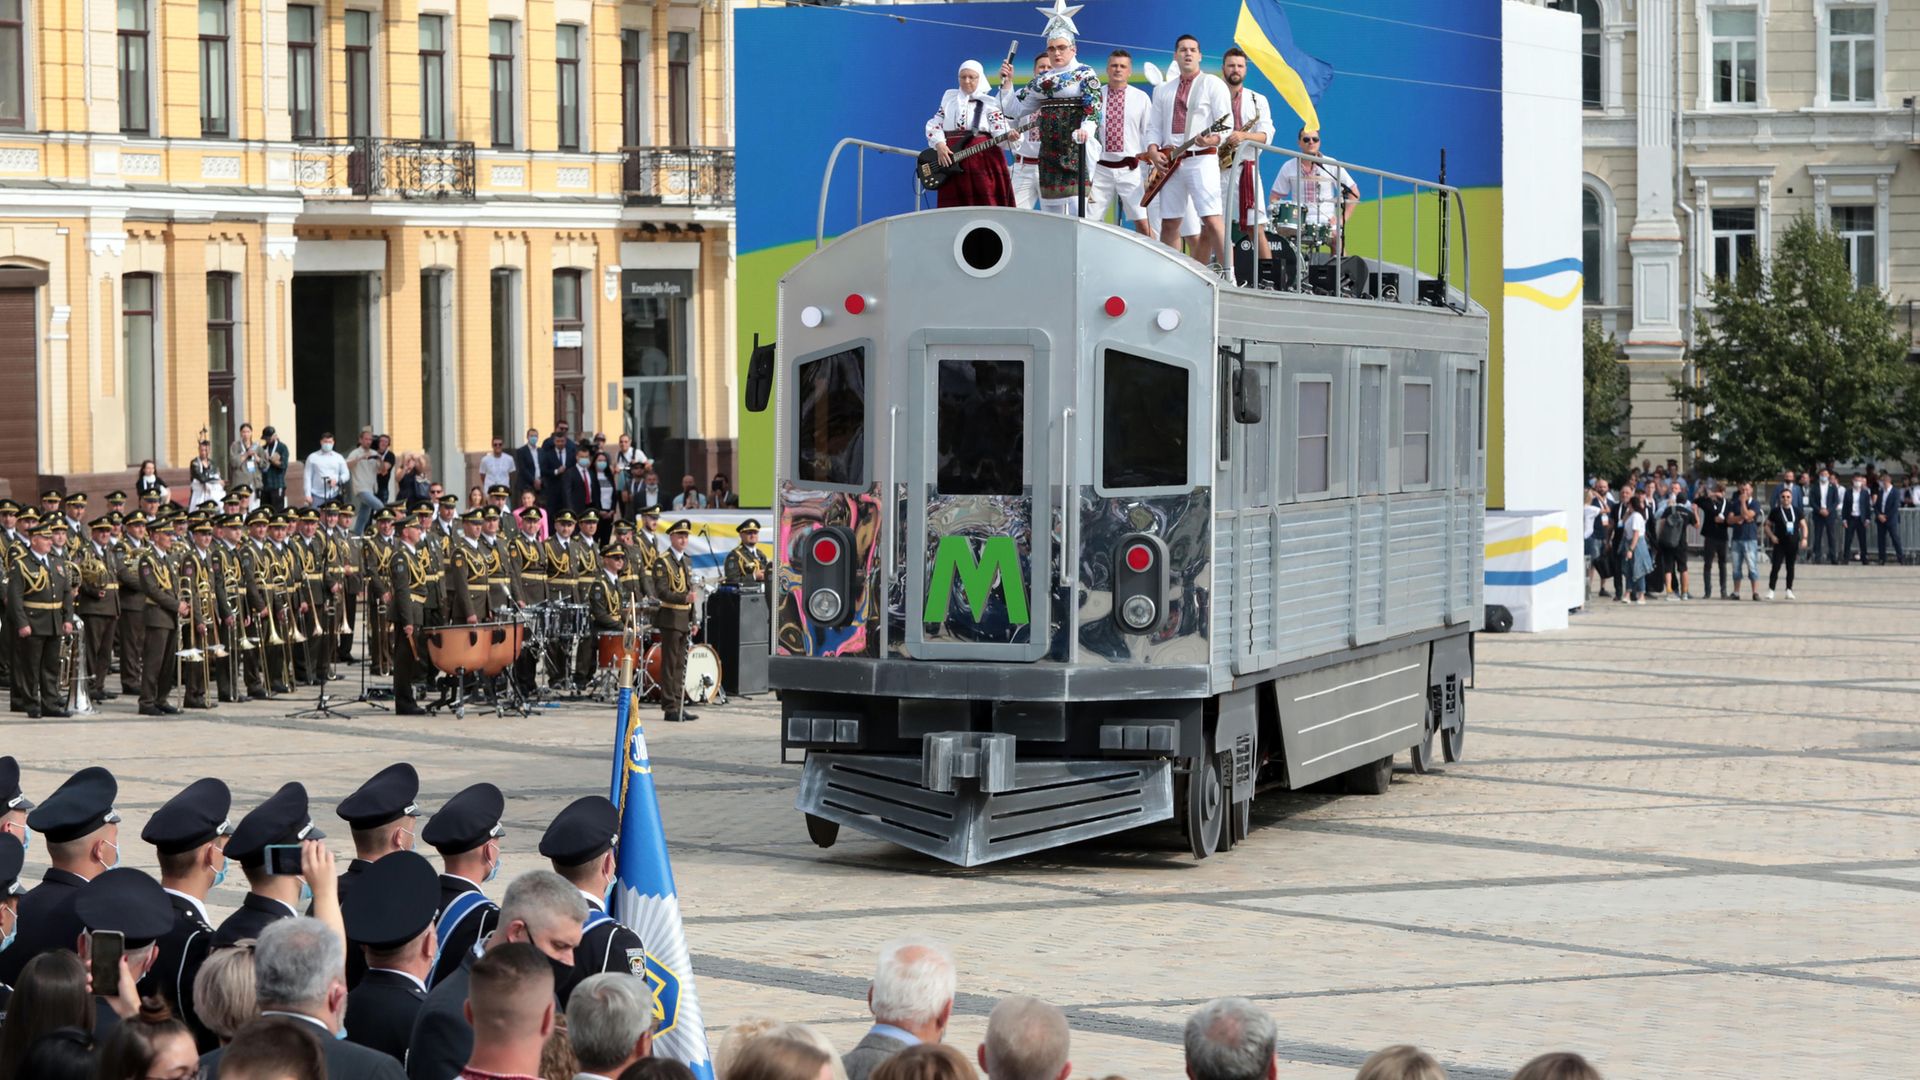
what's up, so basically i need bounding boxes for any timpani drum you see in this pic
[425,622,524,677]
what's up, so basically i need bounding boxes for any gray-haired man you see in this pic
[1184,997,1278,1080]
[199,917,406,1079]
[843,937,956,1080]
[978,995,1071,1080]
[567,972,656,1080]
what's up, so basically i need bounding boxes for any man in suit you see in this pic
[200,917,407,1080]
[1809,467,1841,564]
[341,850,440,1063]
[1875,474,1907,565]
[540,796,646,1008]
[7,519,74,718]
[405,870,586,1080]
[422,782,507,988]
[540,426,576,518]
[559,444,597,518]
[514,427,544,502]
[0,766,121,985]
[335,763,422,990]
[139,777,232,1051]
[1841,473,1873,565]
[843,938,957,1080]
[213,782,331,948]
[567,973,655,1080]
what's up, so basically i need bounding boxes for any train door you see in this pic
[1447,358,1483,624]
[1230,344,1280,676]
[905,336,1052,661]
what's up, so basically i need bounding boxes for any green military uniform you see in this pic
[136,536,185,714]
[649,521,697,722]
[5,525,75,717]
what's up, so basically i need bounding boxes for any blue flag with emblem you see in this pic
[610,681,716,1080]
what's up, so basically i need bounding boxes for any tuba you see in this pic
[65,612,94,715]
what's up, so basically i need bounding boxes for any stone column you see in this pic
[1624,0,1685,462]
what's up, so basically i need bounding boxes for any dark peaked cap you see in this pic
[539,796,618,866]
[341,850,440,950]
[337,763,421,831]
[140,778,234,856]
[421,783,504,854]
[26,767,119,843]
[227,782,326,867]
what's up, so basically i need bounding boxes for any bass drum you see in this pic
[643,643,725,704]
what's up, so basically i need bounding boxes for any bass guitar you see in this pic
[1139,113,1231,208]
[916,114,1040,191]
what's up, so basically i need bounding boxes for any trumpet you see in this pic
[200,570,229,659]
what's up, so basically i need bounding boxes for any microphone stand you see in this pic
[346,570,389,711]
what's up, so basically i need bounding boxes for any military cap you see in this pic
[139,490,162,503]
[301,508,321,522]
[247,510,272,527]
[89,516,113,532]
[123,512,148,528]
[420,783,505,854]
[0,756,33,814]
[553,512,577,526]
[0,499,17,514]
[341,850,439,950]
[438,494,460,508]
[398,514,423,531]
[227,782,325,868]
[40,489,61,502]
[15,509,37,524]
[230,485,252,497]
[63,493,87,506]
[486,485,510,498]
[482,507,500,522]
[189,520,214,535]
[538,796,618,866]
[336,763,420,831]
[639,504,662,517]
[668,519,693,536]
[0,833,24,897]
[602,545,626,561]
[26,766,120,844]
[738,519,762,534]
[106,511,125,526]
[45,518,69,533]
[518,507,543,521]
[219,514,245,529]
[462,508,485,524]
[222,490,243,502]
[140,778,234,856]
[75,868,175,947]
[373,509,396,524]
[319,501,342,514]
[613,520,634,533]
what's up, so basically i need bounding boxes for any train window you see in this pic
[1454,371,1478,485]
[1402,380,1432,487]
[1296,378,1331,495]
[795,346,866,487]
[937,358,1025,495]
[1103,349,1189,490]
[1357,364,1385,495]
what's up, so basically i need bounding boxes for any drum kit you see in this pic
[1265,202,1333,250]
[580,584,727,707]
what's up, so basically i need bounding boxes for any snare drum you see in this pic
[643,643,724,704]
[1299,222,1334,250]
[596,631,642,671]
[1266,202,1300,238]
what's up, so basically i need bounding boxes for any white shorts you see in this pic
[1089,161,1145,225]
[1010,161,1040,210]
[1155,154,1223,222]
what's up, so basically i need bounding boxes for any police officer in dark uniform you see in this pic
[138,777,232,1050]
[420,782,504,986]
[540,795,645,1008]
[722,519,771,585]
[341,850,439,1062]
[0,755,33,845]
[0,833,27,1016]
[73,866,176,1037]
[335,762,421,990]
[0,766,120,985]
[213,782,327,948]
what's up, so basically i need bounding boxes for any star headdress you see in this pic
[1036,0,1083,43]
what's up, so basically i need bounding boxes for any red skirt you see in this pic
[935,132,1015,208]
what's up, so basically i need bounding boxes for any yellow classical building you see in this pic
[0,0,737,499]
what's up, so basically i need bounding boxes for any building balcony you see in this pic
[292,138,477,200]
[622,146,735,209]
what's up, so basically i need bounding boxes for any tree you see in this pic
[1672,214,1919,480]
[1583,319,1639,482]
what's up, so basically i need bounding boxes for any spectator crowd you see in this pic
[1583,458,1915,604]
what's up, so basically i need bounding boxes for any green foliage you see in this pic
[1583,319,1639,482]
[1673,214,1919,480]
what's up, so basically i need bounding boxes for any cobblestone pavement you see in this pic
[6,561,1916,1078]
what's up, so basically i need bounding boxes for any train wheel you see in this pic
[1409,724,1438,774]
[1184,754,1224,860]
[804,814,840,849]
[1343,754,1393,795]
[1442,722,1466,763]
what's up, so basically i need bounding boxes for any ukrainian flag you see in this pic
[1234,0,1334,131]
[611,684,716,1080]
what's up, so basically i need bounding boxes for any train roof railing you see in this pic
[812,135,1473,311]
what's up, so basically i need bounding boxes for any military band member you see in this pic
[389,516,431,716]
[446,510,493,624]
[321,502,356,664]
[481,507,518,612]
[508,508,547,694]
[540,796,646,1007]
[611,522,649,606]
[485,485,514,530]
[723,519,771,586]
[114,513,150,697]
[265,512,300,694]
[0,500,19,705]
[544,513,579,686]
[634,504,664,574]
[589,545,627,636]
[180,520,218,710]
[7,520,75,718]
[138,776,232,1051]
[421,783,505,988]
[136,525,186,715]
[572,517,603,687]
[61,494,87,558]
[37,488,62,522]
[429,494,460,551]
[365,510,398,677]
[77,518,122,702]
[297,509,335,684]
[651,520,698,723]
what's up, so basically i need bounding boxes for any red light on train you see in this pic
[1104,296,1127,318]
[844,293,868,315]
[1124,543,1154,574]
[812,535,843,566]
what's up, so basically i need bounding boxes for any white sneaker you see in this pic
[1786,589,1795,599]
[1765,589,1774,599]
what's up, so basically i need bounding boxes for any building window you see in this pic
[124,273,157,462]
[668,31,690,145]
[1582,187,1603,304]
[287,4,316,139]
[1296,379,1331,495]
[488,19,515,149]
[0,0,23,129]
[1401,381,1431,488]
[1578,0,1601,110]
[1709,9,1758,106]
[1832,205,1876,289]
[1710,206,1757,284]
[555,24,581,151]
[418,15,445,142]
[344,10,371,138]
[552,270,585,433]
[620,29,642,146]
[1827,6,1876,106]
[116,0,149,134]
[198,0,228,137]
[206,273,236,464]
[490,269,518,442]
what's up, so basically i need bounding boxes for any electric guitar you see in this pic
[916,113,1040,191]
[1139,113,1231,208]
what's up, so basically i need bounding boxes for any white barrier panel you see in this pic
[632,511,772,580]
[1484,510,1570,633]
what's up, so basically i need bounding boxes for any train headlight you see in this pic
[1120,594,1157,630]
[807,588,844,623]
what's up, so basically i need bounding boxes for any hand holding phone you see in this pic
[265,843,304,876]
[87,929,125,999]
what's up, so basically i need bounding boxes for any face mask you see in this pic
[547,953,572,986]
[211,855,229,890]
[483,856,501,884]
[102,840,121,870]
[603,880,618,909]
[298,877,313,907]
[321,442,334,453]
[0,925,14,952]
[11,824,29,855]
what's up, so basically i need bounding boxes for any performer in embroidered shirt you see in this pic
[998,2,1102,215]
[1145,34,1233,268]
[1219,47,1276,267]
[925,60,1016,209]
[1088,49,1153,234]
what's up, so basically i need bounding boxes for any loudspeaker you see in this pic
[1417,278,1449,307]
[1232,234,1261,289]
[705,588,770,696]
[1369,270,1403,303]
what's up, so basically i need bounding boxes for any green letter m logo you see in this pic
[924,535,1029,625]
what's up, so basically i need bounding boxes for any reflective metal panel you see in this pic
[775,482,881,658]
